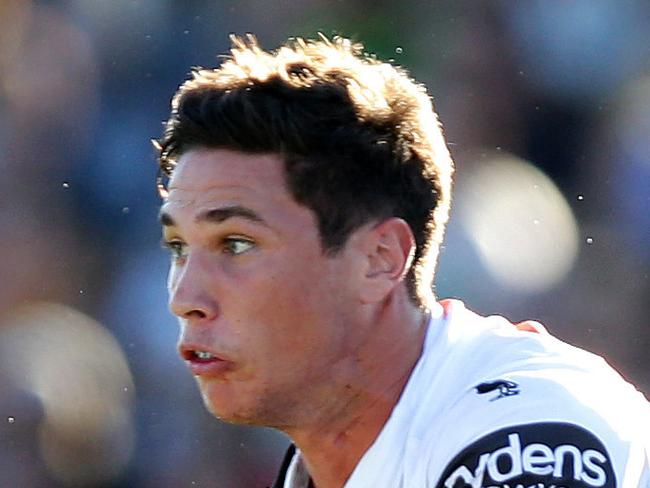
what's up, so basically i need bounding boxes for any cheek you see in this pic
[225,252,312,311]
[224,274,306,343]
[222,246,352,353]
[257,267,320,317]
[257,274,345,358]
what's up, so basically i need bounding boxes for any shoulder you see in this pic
[417,301,650,487]
[423,377,649,488]
[429,421,646,488]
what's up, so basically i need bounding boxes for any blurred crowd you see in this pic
[1,1,648,486]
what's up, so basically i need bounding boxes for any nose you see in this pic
[168,253,218,322]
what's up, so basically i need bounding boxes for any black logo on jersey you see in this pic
[476,380,520,401]
[436,423,616,488]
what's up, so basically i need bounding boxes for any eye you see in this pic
[223,237,255,255]
[161,239,187,261]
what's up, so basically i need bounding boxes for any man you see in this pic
[156,35,649,488]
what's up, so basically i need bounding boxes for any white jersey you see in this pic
[274,300,650,488]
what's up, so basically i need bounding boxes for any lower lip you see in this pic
[186,358,234,377]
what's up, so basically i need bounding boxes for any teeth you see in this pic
[194,351,215,360]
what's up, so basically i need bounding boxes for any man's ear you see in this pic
[359,218,415,304]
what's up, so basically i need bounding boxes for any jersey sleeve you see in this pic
[430,422,637,488]
[425,373,650,488]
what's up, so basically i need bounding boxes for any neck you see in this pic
[283,294,430,488]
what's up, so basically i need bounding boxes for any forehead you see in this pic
[160,148,302,224]
[170,148,287,195]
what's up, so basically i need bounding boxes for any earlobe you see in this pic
[360,218,416,304]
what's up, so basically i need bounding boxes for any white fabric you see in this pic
[285,300,650,487]
[285,447,311,488]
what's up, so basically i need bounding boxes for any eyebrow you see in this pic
[159,205,267,227]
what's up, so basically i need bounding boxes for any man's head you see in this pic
[157,35,453,307]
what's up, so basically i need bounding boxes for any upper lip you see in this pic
[178,343,227,362]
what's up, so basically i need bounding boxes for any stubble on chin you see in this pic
[196,378,304,429]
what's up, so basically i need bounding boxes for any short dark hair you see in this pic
[156,34,453,308]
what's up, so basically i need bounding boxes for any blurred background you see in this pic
[1,0,648,486]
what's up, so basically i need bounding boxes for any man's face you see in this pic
[160,148,367,427]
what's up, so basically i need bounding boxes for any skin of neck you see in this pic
[283,287,430,488]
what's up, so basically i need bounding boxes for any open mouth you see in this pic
[182,349,221,362]
[192,350,217,361]
[178,344,234,376]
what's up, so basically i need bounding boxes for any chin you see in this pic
[204,399,271,426]
[201,387,297,430]
[197,380,263,426]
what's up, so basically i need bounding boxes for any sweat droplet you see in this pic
[395,47,403,54]
[586,237,594,244]
[7,416,15,423]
